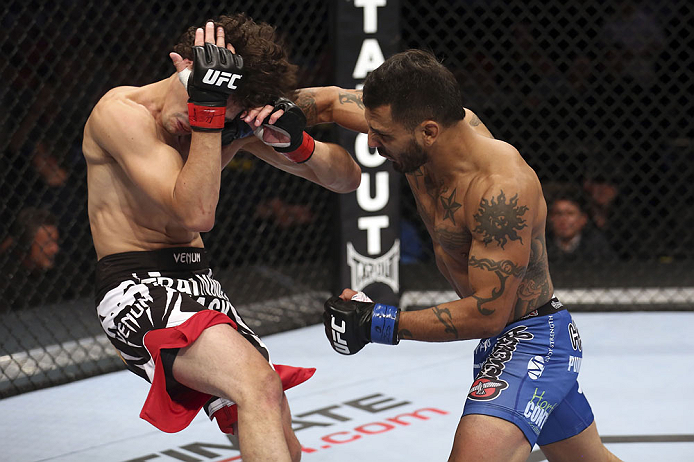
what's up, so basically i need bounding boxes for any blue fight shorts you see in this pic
[462,298,594,446]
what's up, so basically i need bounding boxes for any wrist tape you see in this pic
[283,132,315,163]
[371,304,400,345]
[188,103,226,131]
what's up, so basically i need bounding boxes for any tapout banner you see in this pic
[335,0,401,305]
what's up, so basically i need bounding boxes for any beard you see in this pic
[382,139,429,174]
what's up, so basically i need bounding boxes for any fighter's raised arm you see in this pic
[292,86,496,141]
[229,97,361,193]
[293,86,368,132]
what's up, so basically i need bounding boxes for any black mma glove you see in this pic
[187,42,244,132]
[221,118,254,146]
[254,97,316,163]
[323,293,400,355]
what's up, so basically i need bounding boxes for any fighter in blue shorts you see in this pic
[464,297,594,447]
[309,49,622,460]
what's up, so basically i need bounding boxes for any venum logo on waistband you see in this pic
[347,240,400,292]
[173,252,201,264]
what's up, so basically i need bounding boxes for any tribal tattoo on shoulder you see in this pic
[294,90,319,126]
[468,256,526,315]
[473,190,528,249]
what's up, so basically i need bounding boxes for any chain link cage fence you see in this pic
[398,0,694,310]
[1,0,692,397]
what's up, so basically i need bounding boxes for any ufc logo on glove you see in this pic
[329,317,351,355]
[202,70,242,90]
[322,292,400,355]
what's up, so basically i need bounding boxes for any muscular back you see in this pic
[406,111,554,324]
[83,85,202,259]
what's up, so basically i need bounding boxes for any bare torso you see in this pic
[406,113,554,324]
[83,84,202,259]
[83,80,362,262]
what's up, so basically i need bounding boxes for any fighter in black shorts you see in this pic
[95,247,314,433]
[83,15,361,462]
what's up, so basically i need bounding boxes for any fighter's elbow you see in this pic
[343,167,363,192]
[195,217,215,233]
[180,211,216,233]
[331,165,362,193]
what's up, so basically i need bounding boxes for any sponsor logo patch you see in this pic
[568,320,582,352]
[527,355,545,380]
[468,377,509,400]
[524,388,557,434]
[468,325,534,401]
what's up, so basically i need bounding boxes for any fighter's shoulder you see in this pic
[463,107,494,139]
[466,159,538,206]
[88,87,153,132]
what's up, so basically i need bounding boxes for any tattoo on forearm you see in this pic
[469,256,526,316]
[473,190,528,249]
[338,91,364,109]
[398,329,413,340]
[294,90,319,126]
[432,306,459,339]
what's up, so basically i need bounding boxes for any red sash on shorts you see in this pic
[140,310,315,433]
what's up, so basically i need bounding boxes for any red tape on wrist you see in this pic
[188,103,226,131]
[284,132,315,163]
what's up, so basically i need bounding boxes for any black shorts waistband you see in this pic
[95,247,210,301]
[511,297,566,325]
[97,247,209,273]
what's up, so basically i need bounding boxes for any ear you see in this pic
[418,121,440,146]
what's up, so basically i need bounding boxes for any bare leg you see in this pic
[281,394,302,462]
[171,323,292,462]
[540,421,622,462]
[448,414,531,462]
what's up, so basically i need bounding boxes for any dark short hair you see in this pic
[173,13,298,108]
[363,49,464,130]
[551,190,588,213]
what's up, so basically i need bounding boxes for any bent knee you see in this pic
[235,365,284,408]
